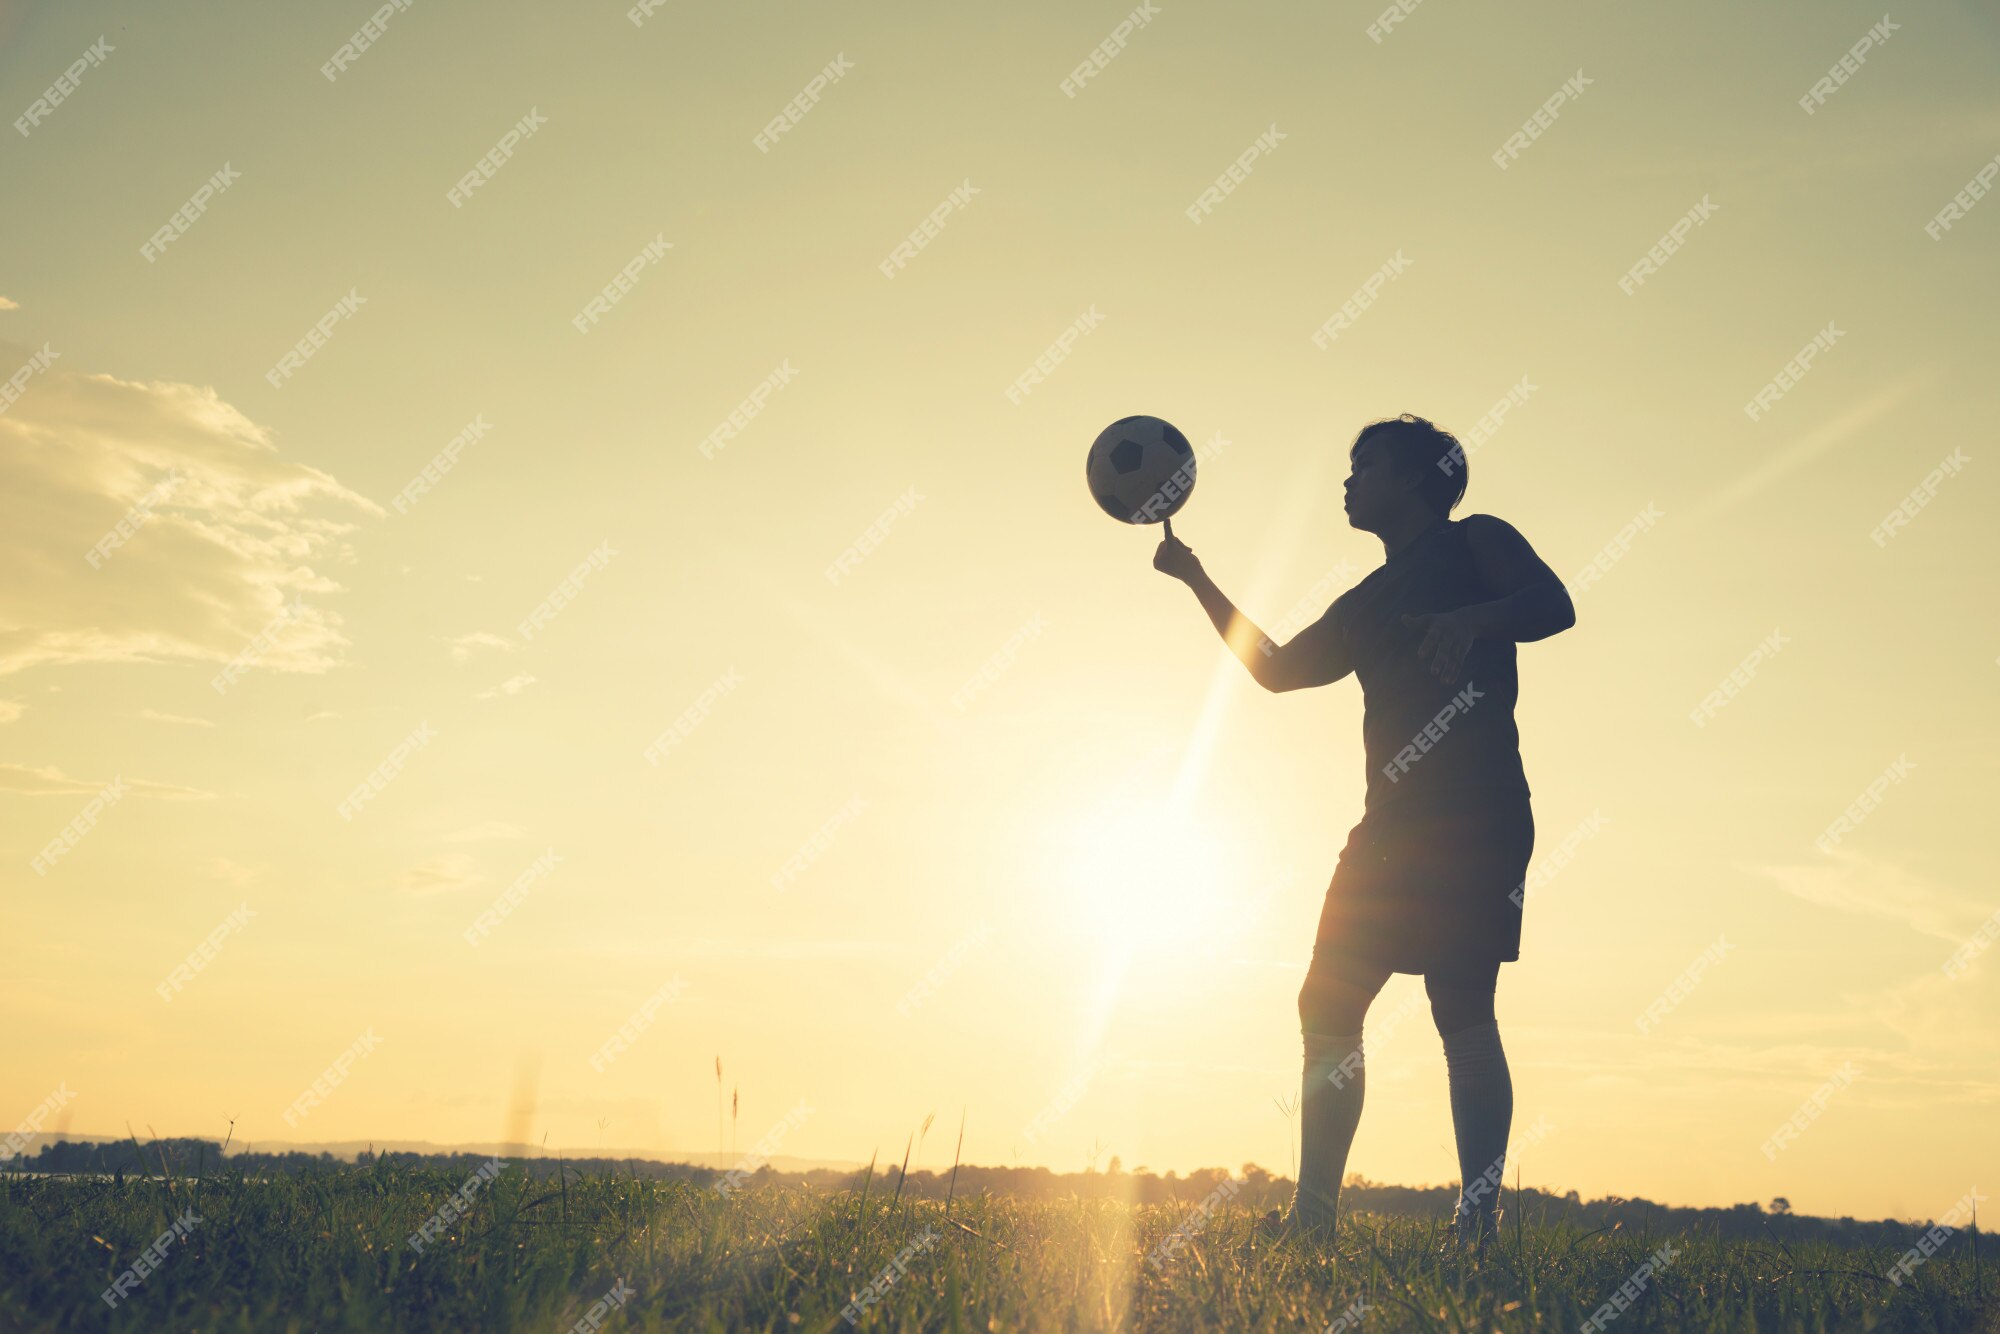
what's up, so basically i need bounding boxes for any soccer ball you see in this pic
[1086,415,1196,525]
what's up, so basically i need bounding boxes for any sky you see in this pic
[2,0,1997,1222]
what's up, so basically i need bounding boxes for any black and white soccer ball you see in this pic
[1085,415,1196,525]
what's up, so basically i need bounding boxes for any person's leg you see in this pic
[1426,958,1510,1246]
[1290,947,1392,1226]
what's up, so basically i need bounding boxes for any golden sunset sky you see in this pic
[3,0,1996,1221]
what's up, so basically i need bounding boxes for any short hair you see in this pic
[1349,413,1468,516]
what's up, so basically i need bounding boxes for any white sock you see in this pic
[1295,1030,1365,1223]
[1441,1019,1512,1242]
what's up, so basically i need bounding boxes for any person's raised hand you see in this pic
[1153,517,1203,583]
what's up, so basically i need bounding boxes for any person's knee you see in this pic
[1427,986,1494,1037]
[1299,977,1361,1034]
[1299,963,1382,1035]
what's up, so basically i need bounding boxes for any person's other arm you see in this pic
[1455,513,1575,642]
[1400,513,1575,684]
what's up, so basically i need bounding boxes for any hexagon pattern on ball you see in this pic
[1085,415,1196,524]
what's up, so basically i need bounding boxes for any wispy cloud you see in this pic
[1743,847,1989,945]
[475,673,538,700]
[448,632,512,663]
[0,360,379,678]
[0,762,212,800]
[213,857,262,888]
[400,855,483,896]
[138,708,213,727]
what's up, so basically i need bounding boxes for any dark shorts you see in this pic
[1313,789,1535,974]
[1309,942,1502,994]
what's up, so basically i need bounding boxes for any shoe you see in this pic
[1256,1206,1338,1243]
[1441,1206,1500,1258]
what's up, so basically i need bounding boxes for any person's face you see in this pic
[1341,437,1417,531]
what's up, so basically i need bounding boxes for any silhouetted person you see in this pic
[1153,413,1575,1249]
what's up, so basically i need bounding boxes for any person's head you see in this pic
[1341,413,1468,532]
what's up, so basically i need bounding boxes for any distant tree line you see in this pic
[6,1139,1973,1254]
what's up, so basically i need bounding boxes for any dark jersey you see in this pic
[1330,516,1532,815]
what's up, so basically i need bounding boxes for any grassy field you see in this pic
[1,1160,1990,1332]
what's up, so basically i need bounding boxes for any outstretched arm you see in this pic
[1155,520,1352,692]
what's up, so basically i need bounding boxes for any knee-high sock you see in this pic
[1441,1019,1512,1239]
[1295,1030,1365,1223]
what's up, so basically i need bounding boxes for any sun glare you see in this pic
[1032,781,1284,1060]
[1050,791,1252,955]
